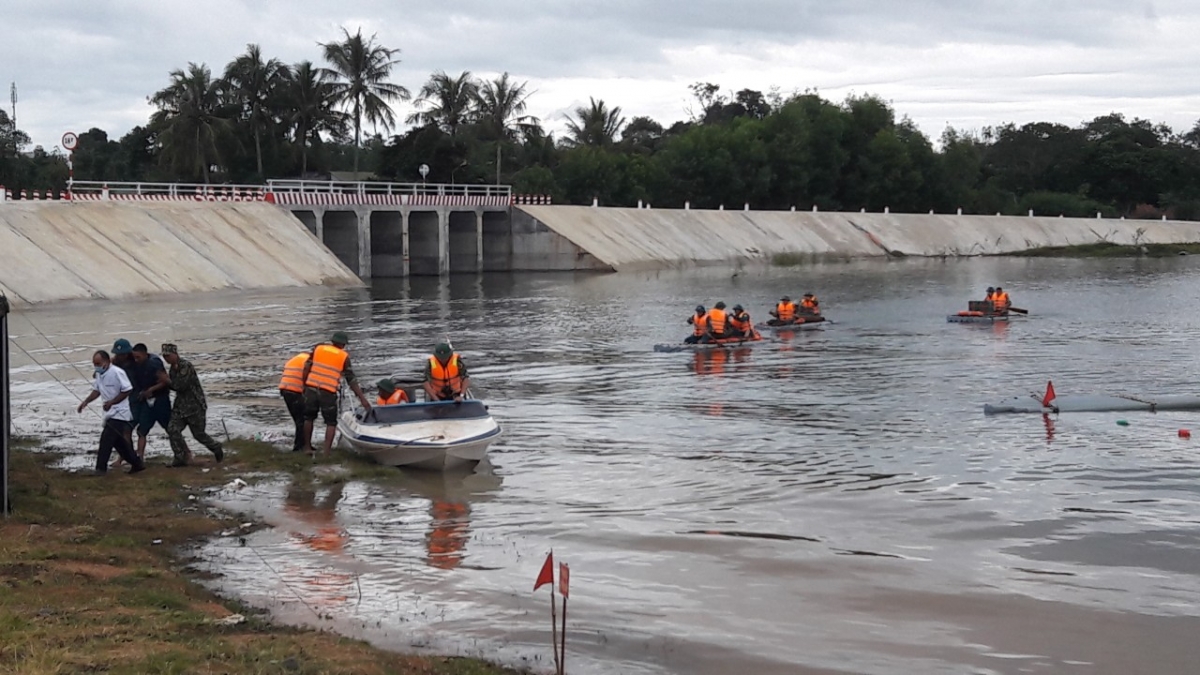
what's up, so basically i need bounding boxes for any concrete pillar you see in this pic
[929,209,934,214]
[476,211,485,272]
[812,205,818,212]
[744,203,750,211]
[957,208,963,215]
[438,208,450,275]
[1096,212,1102,218]
[884,206,890,214]
[1028,209,1034,217]
[637,199,643,209]
[401,210,411,276]
[790,206,796,212]
[719,204,724,211]
[860,208,866,213]
[356,209,371,278]
[592,198,598,207]
[685,201,690,210]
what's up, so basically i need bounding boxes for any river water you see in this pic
[9,257,1200,674]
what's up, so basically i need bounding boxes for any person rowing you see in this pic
[728,304,753,338]
[992,287,1011,315]
[799,293,820,316]
[685,305,708,344]
[703,302,731,342]
[768,296,798,326]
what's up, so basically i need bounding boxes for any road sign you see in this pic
[418,163,430,178]
[61,132,78,151]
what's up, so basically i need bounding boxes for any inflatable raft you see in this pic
[755,315,828,331]
[948,313,1010,324]
[984,393,1200,415]
[654,334,766,353]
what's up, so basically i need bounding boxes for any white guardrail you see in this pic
[0,180,529,206]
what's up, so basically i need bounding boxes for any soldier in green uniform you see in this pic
[161,343,224,467]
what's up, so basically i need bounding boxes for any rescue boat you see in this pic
[653,332,766,353]
[337,381,501,471]
[948,300,1019,323]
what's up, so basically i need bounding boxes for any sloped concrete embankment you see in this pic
[515,206,1200,271]
[0,202,361,306]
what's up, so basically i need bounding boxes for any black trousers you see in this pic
[98,419,143,472]
[281,390,306,451]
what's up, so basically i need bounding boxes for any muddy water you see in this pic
[10,257,1200,674]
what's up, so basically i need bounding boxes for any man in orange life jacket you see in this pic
[992,287,1011,315]
[424,343,470,402]
[728,304,752,338]
[301,331,372,456]
[703,301,730,342]
[800,293,820,315]
[376,378,409,405]
[769,296,797,325]
[279,351,310,452]
[685,305,708,344]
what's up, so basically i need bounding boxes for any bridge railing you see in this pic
[266,180,511,199]
[68,181,267,198]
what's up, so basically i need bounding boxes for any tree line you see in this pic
[3,30,1200,219]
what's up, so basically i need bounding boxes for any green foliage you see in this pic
[7,46,1200,222]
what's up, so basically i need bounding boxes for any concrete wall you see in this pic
[0,201,361,306]
[516,206,1200,271]
[510,208,611,271]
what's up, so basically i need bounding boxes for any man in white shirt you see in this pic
[77,349,146,475]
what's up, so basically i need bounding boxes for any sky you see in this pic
[2,0,1199,153]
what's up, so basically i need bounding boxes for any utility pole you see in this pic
[9,82,16,129]
[1,292,10,517]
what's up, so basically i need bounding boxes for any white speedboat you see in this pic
[337,387,501,471]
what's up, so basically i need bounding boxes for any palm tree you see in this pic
[407,70,478,136]
[149,63,233,183]
[223,44,288,177]
[564,97,626,147]
[319,27,410,173]
[475,72,538,141]
[283,61,347,175]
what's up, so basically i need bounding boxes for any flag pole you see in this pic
[550,584,560,675]
[560,592,568,674]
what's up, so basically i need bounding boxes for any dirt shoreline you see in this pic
[0,438,521,675]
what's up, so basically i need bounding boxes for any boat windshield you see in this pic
[363,400,490,424]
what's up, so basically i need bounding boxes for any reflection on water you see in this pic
[10,257,1200,674]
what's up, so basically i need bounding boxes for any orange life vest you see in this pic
[428,354,465,395]
[689,313,708,336]
[304,344,349,393]
[279,352,309,393]
[707,308,728,334]
[994,292,1010,313]
[729,311,750,333]
[376,390,408,406]
[776,301,797,322]
[800,297,818,312]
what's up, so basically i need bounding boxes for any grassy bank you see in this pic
[0,439,518,675]
[1008,242,1200,258]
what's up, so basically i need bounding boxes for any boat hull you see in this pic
[754,319,826,331]
[948,314,1009,323]
[654,336,766,353]
[337,400,501,470]
[984,394,1200,415]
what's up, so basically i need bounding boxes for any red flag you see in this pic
[558,562,570,598]
[533,551,554,591]
[1042,380,1056,407]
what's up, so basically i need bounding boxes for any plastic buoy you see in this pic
[1116,420,1129,426]
[1181,429,1192,439]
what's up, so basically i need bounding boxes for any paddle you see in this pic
[1008,307,1029,315]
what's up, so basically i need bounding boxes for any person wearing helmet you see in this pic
[992,287,1011,315]
[704,302,730,342]
[799,293,820,315]
[685,305,708,344]
[984,287,995,301]
[424,343,470,402]
[769,296,798,325]
[728,304,753,338]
